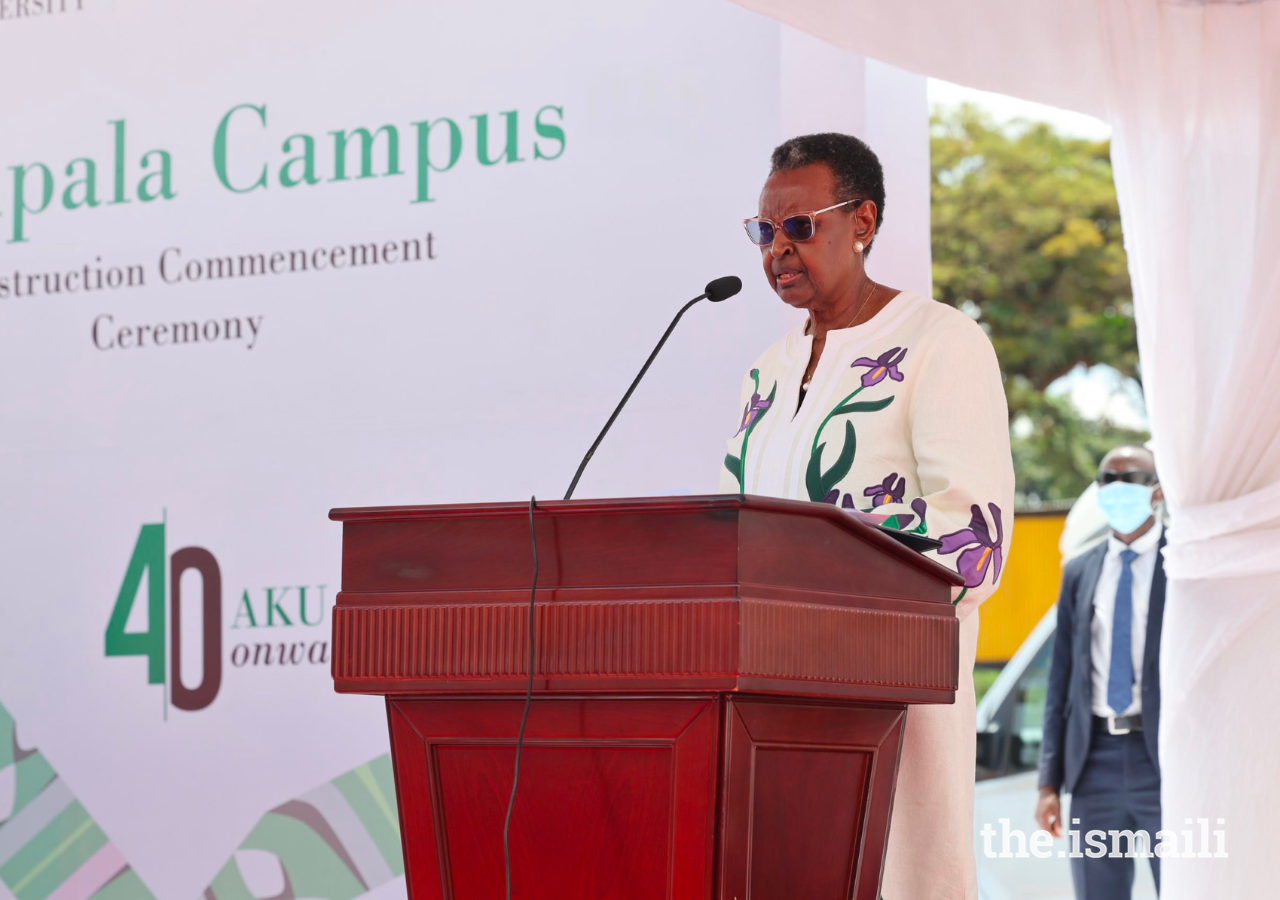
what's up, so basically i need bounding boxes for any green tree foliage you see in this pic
[1007,382,1149,504]
[930,105,1148,504]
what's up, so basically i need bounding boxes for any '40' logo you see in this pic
[105,518,222,715]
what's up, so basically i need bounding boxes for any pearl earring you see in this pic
[854,241,865,253]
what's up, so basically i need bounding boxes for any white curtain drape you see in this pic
[732,0,1105,115]
[732,1,1280,896]
[1100,5,1280,896]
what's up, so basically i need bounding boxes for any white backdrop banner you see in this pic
[0,2,928,898]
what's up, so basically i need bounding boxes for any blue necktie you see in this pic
[1107,549,1139,715]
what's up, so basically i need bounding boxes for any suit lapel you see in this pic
[1144,532,1167,671]
[1077,541,1108,635]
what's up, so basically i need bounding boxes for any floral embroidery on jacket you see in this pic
[724,368,777,492]
[804,348,908,503]
[879,497,930,533]
[865,473,906,507]
[851,347,907,387]
[938,502,1005,589]
[822,490,929,534]
[736,388,772,436]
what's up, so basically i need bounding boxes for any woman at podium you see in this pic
[721,132,1015,899]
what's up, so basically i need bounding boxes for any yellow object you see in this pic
[976,511,1067,663]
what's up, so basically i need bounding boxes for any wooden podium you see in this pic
[329,495,962,900]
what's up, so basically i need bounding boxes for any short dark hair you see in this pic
[770,133,885,256]
[1101,444,1156,472]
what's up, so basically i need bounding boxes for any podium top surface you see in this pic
[329,493,963,590]
[329,494,963,702]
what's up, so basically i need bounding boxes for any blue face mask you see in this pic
[1097,481,1155,534]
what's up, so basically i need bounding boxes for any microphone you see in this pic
[563,276,742,500]
[504,276,741,899]
[705,275,742,303]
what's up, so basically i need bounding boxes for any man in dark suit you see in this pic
[1037,445,1166,897]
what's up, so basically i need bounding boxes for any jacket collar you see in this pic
[1143,531,1168,671]
[1074,531,1167,670]
[1076,540,1108,628]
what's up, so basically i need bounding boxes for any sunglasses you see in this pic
[743,198,863,246]
[1097,469,1159,487]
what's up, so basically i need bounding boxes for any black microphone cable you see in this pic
[504,495,538,900]
[563,275,742,501]
[503,276,740,898]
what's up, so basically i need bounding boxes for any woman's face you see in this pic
[756,163,869,312]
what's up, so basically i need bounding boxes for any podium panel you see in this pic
[388,697,719,899]
[720,698,906,900]
[331,496,963,899]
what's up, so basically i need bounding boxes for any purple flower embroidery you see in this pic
[826,489,923,529]
[938,503,1005,589]
[820,490,858,510]
[889,499,929,530]
[736,389,772,436]
[864,473,906,508]
[851,347,908,387]
[911,497,928,525]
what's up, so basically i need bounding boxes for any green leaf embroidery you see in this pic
[805,444,826,502]
[806,383,896,503]
[831,396,894,417]
[823,420,857,492]
[723,454,741,484]
[812,385,864,458]
[737,379,777,492]
[806,420,857,502]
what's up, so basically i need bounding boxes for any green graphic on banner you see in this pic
[0,699,156,900]
[104,522,167,695]
[205,755,403,900]
[105,515,332,722]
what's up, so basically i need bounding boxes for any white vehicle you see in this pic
[972,606,1158,899]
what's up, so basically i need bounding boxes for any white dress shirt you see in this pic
[1090,522,1162,717]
